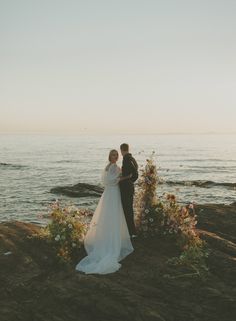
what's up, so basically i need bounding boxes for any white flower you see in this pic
[68,224,73,229]
[145,209,149,214]
[184,217,191,223]
[149,218,154,222]
[55,234,60,241]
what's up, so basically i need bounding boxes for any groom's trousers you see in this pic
[120,183,136,236]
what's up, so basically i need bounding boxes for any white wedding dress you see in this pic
[75,163,134,274]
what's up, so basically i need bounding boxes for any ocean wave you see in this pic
[0,163,27,169]
[162,180,236,189]
[185,165,236,170]
[54,160,79,164]
[159,166,234,173]
[177,159,236,163]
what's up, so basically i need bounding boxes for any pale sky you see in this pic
[0,0,235,134]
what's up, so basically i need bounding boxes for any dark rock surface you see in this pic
[0,204,236,321]
[163,180,236,189]
[50,183,103,198]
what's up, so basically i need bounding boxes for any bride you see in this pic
[75,149,134,274]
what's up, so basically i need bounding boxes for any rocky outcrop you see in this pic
[0,203,236,321]
[196,203,236,243]
[163,180,236,189]
[50,183,103,198]
[50,181,236,200]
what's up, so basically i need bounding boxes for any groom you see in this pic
[119,143,138,238]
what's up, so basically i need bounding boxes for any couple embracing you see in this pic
[76,143,138,274]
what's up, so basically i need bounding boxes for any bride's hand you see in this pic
[119,173,132,182]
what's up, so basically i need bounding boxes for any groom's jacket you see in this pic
[120,153,138,187]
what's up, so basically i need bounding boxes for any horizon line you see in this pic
[0,130,236,136]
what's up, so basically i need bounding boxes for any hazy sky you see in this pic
[0,0,235,134]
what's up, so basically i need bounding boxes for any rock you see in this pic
[198,230,236,257]
[196,204,236,243]
[0,203,236,321]
[163,180,236,189]
[50,183,104,198]
[203,287,222,297]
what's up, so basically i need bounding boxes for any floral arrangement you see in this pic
[134,152,159,236]
[135,153,207,273]
[39,201,92,262]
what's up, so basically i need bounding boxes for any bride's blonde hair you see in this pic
[105,149,119,171]
[108,149,118,162]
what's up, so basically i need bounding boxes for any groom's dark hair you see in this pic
[120,143,129,152]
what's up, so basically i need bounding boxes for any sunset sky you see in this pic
[1,0,236,134]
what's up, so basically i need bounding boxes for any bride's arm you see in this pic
[107,164,132,184]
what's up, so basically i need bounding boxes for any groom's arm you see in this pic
[119,173,132,182]
[124,157,136,177]
[120,158,134,183]
[122,157,132,176]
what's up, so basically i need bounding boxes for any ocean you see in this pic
[0,134,235,225]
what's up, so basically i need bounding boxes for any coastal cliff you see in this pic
[0,203,236,321]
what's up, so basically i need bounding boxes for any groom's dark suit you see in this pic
[119,153,138,236]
